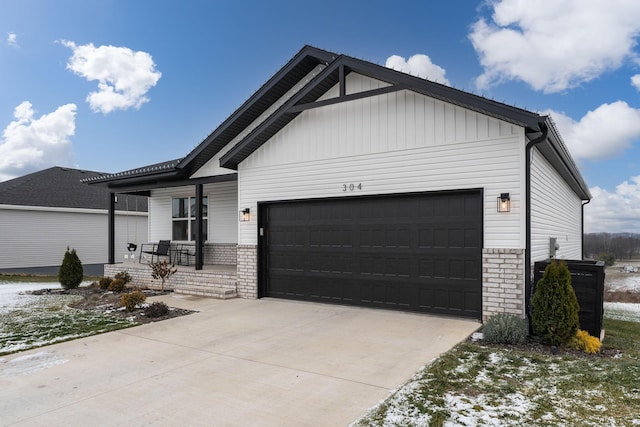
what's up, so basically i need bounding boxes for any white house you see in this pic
[0,167,148,275]
[85,46,591,321]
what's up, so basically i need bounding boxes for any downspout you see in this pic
[581,199,591,258]
[525,122,548,326]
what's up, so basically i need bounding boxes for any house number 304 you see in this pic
[342,183,362,192]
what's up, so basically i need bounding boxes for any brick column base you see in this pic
[482,248,525,321]
[237,245,257,299]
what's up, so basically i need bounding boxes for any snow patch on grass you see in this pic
[605,302,640,322]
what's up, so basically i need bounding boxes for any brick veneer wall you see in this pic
[482,248,525,321]
[237,244,257,299]
[104,263,238,292]
[204,243,237,265]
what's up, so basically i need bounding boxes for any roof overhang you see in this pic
[528,117,591,200]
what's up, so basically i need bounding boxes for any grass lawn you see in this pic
[0,292,136,356]
[0,273,102,283]
[354,317,640,426]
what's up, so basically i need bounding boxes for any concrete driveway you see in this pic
[0,296,479,426]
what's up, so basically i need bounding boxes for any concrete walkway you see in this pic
[0,296,479,426]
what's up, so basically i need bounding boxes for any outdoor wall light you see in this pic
[497,193,511,213]
[239,208,251,222]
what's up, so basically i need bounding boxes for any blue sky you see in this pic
[1,0,639,233]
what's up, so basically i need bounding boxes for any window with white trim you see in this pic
[172,196,208,241]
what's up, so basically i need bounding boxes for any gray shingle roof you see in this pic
[0,167,148,211]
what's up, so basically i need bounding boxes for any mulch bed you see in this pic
[469,333,623,359]
[28,284,195,324]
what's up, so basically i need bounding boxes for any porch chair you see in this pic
[139,240,172,264]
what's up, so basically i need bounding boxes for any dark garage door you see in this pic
[259,190,482,318]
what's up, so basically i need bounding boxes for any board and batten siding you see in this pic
[530,147,583,262]
[148,181,238,243]
[0,205,147,269]
[238,74,527,248]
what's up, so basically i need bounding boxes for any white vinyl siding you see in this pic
[238,75,527,248]
[0,205,147,269]
[530,147,583,262]
[148,181,238,243]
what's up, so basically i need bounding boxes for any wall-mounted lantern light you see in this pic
[239,208,251,222]
[497,193,511,213]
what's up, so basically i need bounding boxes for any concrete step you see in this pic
[175,282,237,299]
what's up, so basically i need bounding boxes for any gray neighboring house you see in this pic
[0,167,148,275]
[86,46,591,321]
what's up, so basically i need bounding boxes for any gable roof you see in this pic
[86,45,590,200]
[0,167,148,211]
[85,46,337,188]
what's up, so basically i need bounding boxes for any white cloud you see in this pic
[470,0,640,92]
[585,177,640,233]
[632,74,640,91]
[7,32,17,47]
[546,101,640,160]
[60,40,161,114]
[0,101,77,181]
[385,54,450,85]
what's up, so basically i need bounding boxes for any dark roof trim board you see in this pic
[174,46,337,177]
[85,45,590,200]
[105,173,237,197]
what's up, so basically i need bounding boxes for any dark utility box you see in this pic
[533,260,606,339]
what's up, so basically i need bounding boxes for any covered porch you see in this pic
[105,260,239,299]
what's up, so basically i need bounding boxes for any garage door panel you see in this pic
[262,191,482,318]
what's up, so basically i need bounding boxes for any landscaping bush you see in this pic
[570,330,602,354]
[121,290,146,312]
[145,301,170,318]
[108,278,126,293]
[114,271,132,284]
[58,247,83,290]
[99,277,113,290]
[531,259,580,346]
[150,260,177,291]
[482,313,528,345]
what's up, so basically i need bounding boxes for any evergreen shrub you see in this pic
[114,271,132,284]
[108,278,126,293]
[99,277,113,289]
[58,247,83,290]
[483,313,528,345]
[121,290,146,312]
[570,330,602,354]
[531,259,580,346]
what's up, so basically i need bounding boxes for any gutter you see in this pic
[524,121,549,327]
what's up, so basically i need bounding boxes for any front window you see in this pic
[172,196,208,241]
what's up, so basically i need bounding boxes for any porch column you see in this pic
[108,192,115,264]
[195,183,204,270]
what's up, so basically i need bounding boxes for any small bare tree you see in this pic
[150,260,177,292]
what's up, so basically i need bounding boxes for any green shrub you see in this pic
[145,301,170,318]
[58,247,83,290]
[531,259,580,346]
[121,290,146,312]
[114,271,132,284]
[482,313,528,345]
[597,252,616,267]
[99,277,113,289]
[108,278,126,293]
